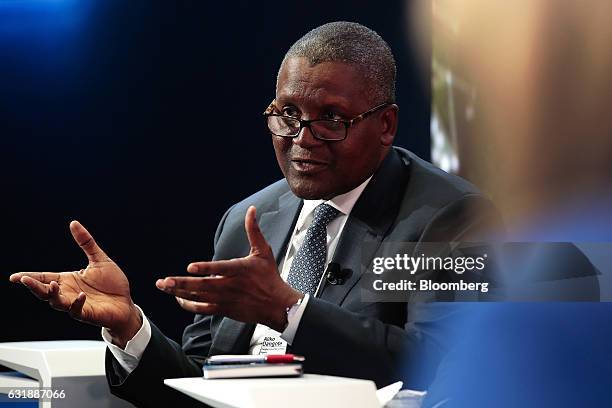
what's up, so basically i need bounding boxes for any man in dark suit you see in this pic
[10,22,500,407]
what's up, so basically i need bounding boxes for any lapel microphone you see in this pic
[325,262,352,285]
[314,263,353,297]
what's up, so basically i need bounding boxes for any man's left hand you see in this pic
[156,206,303,332]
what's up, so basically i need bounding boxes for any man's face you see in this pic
[273,57,394,200]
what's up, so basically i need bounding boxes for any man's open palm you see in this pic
[9,221,136,333]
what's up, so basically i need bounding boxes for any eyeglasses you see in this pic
[263,99,391,141]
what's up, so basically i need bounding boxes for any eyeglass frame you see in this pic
[262,99,393,141]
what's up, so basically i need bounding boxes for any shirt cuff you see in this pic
[100,304,152,374]
[280,294,309,345]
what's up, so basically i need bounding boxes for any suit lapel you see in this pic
[259,191,303,264]
[320,149,410,305]
[209,190,302,356]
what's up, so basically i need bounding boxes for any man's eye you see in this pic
[322,111,343,120]
[282,107,299,117]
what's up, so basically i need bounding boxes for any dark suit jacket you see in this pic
[106,147,501,407]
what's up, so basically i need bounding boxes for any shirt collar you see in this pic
[295,176,373,231]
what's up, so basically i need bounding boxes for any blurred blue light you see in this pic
[0,0,86,35]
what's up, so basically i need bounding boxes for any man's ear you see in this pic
[380,104,399,146]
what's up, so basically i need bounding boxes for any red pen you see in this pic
[205,354,305,365]
[264,354,305,364]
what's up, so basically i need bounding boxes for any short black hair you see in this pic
[280,21,397,104]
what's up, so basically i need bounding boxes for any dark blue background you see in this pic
[0,0,430,346]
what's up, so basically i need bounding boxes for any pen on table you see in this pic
[205,354,305,365]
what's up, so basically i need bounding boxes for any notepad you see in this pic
[203,363,303,379]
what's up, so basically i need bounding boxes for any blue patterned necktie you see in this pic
[287,203,340,295]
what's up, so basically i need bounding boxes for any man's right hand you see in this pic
[9,221,141,348]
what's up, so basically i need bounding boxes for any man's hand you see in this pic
[156,206,303,332]
[9,221,141,348]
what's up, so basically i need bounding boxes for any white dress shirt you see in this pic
[102,176,372,374]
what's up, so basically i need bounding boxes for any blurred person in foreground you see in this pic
[10,22,500,406]
[408,1,612,406]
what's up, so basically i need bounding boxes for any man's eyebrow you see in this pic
[275,97,352,113]
[274,97,294,106]
[320,101,351,113]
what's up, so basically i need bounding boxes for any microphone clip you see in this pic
[325,262,352,285]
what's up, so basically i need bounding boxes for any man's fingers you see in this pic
[175,297,220,314]
[156,277,236,303]
[186,259,244,276]
[20,277,71,312]
[19,276,53,300]
[161,288,227,304]
[68,292,87,320]
[244,206,273,257]
[69,220,109,263]
[10,272,61,284]
[50,280,60,296]
[156,276,229,291]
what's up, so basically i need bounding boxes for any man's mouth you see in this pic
[290,158,328,174]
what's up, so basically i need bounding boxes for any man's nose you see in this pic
[293,125,323,148]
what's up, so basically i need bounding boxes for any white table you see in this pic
[164,374,381,408]
[0,341,133,408]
